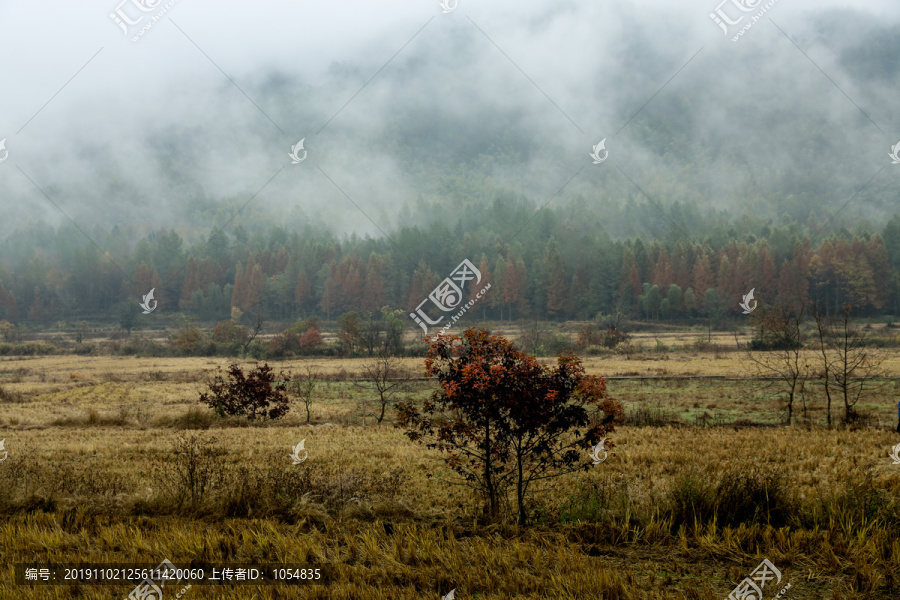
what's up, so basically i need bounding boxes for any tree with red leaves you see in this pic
[397,327,623,524]
[298,327,323,353]
[200,362,292,420]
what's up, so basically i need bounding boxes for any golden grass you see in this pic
[0,353,899,598]
[3,352,898,430]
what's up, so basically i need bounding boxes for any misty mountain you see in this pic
[0,3,897,248]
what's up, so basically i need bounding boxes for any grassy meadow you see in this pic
[1,335,899,599]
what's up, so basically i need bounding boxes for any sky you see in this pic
[1,0,899,242]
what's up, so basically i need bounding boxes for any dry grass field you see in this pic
[1,349,899,599]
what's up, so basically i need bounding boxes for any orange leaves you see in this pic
[401,326,625,523]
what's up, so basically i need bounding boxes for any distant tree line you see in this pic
[0,210,899,328]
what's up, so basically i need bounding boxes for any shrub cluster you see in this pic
[0,342,56,356]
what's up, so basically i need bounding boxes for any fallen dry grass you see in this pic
[0,353,899,598]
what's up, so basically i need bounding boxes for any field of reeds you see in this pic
[1,351,899,599]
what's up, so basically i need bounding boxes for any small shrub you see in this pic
[213,320,249,347]
[50,409,129,427]
[667,464,793,530]
[213,462,410,520]
[695,411,714,426]
[692,337,713,351]
[169,407,217,430]
[165,433,226,507]
[668,471,714,527]
[267,332,300,358]
[199,362,292,420]
[0,343,56,356]
[561,481,613,523]
[614,342,642,357]
[810,470,891,530]
[21,494,57,513]
[298,328,323,353]
[0,321,19,342]
[747,337,800,351]
[320,368,351,382]
[73,343,94,355]
[626,401,678,427]
[713,466,792,527]
[117,338,170,357]
[246,340,267,360]
[171,326,207,355]
[543,333,574,356]
[860,337,899,348]
[601,327,628,348]
[575,325,603,350]
[0,385,24,404]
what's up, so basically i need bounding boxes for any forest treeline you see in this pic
[1,203,899,326]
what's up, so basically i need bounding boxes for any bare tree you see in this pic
[354,344,412,424]
[519,321,551,356]
[744,300,808,425]
[241,313,264,358]
[360,310,385,356]
[290,364,320,424]
[811,302,835,427]
[817,305,884,424]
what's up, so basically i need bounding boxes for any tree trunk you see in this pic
[785,384,794,425]
[839,377,846,422]
[813,309,833,427]
[484,418,497,520]
[840,324,851,423]
[516,450,526,525]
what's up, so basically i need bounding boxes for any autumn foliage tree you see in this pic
[213,320,249,348]
[397,328,623,524]
[298,327,323,353]
[172,324,207,355]
[180,257,218,309]
[337,311,361,356]
[231,261,265,312]
[27,287,51,321]
[0,283,19,321]
[0,320,17,342]
[544,240,568,318]
[200,362,292,420]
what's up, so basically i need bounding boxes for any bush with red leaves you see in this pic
[200,362,292,420]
